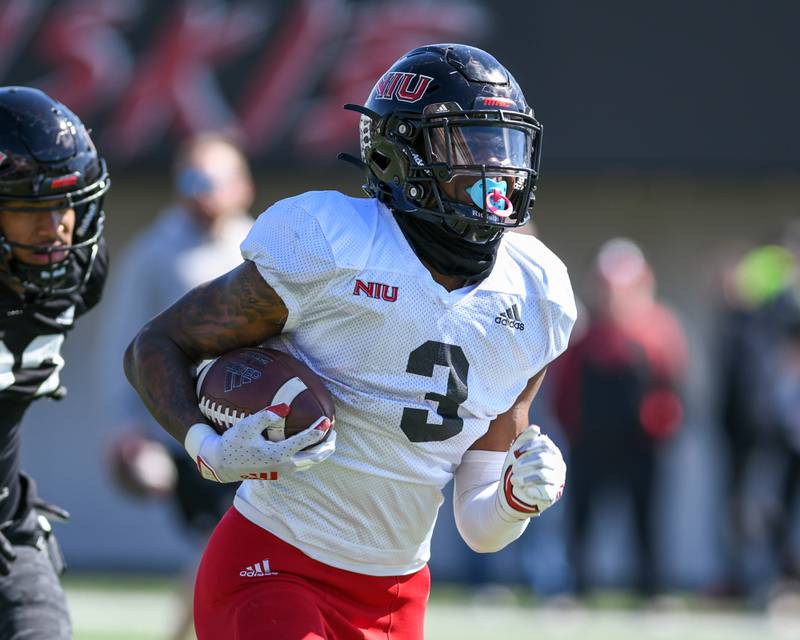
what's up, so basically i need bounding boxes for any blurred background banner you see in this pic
[2,0,798,170]
[2,0,800,615]
[1,0,491,164]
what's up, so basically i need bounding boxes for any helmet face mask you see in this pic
[0,86,108,297]
[418,103,539,225]
[0,203,105,297]
[362,101,541,234]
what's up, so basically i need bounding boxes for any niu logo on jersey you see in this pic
[353,279,398,302]
[224,363,262,393]
[495,304,525,331]
[373,72,433,103]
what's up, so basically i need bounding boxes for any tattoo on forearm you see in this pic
[124,332,204,443]
[123,261,287,443]
[171,262,288,358]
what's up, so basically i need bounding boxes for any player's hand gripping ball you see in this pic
[195,347,335,440]
[496,425,566,520]
[186,348,337,482]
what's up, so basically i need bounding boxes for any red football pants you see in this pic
[194,508,430,640]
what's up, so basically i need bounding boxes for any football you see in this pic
[195,347,335,440]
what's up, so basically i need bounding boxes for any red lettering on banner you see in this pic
[6,0,489,163]
[106,1,267,160]
[35,0,138,116]
[293,1,488,155]
[238,0,345,152]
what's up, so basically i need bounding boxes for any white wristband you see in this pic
[184,422,218,461]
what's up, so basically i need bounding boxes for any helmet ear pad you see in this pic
[366,135,410,190]
[365,119,453,212]
[364,131,439,212]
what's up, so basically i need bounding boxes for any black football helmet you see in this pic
[340,44,542,282]
[0,86,109,297]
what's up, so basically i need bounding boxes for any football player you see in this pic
[0,87,109,638]
[125,44,575,639]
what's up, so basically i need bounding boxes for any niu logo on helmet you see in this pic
[373,72,433,103]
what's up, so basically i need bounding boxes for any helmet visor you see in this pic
[428,124,532,169]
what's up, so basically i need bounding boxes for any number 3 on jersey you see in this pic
[400,341,469,442]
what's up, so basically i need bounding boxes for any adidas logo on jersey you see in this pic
[239,559,277,578]
[495,304,524,331]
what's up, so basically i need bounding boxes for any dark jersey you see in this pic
[0,240,108,522]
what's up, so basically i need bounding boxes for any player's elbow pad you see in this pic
[453,450,529,553]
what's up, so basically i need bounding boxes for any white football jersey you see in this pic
[236,191,576,576]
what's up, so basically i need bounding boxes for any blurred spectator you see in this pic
[97,132,255,639]
[509,222,578,598]
[714,236,800,601]
[762,284,800,589]
[712,243,795,597]
[551,238,688,597]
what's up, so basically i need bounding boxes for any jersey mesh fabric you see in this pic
[237,191,576,575]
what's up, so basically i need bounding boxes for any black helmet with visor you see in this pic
[0,86,109,297]
[340,44,542,282]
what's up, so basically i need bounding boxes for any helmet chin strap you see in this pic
[393,212,502,284]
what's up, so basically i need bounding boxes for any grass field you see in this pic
[65,576,800,640]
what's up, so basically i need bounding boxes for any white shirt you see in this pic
[236,191,576,576]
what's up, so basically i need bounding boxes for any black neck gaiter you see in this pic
[393,213,502,284]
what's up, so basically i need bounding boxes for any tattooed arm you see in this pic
[123,260,288,444]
